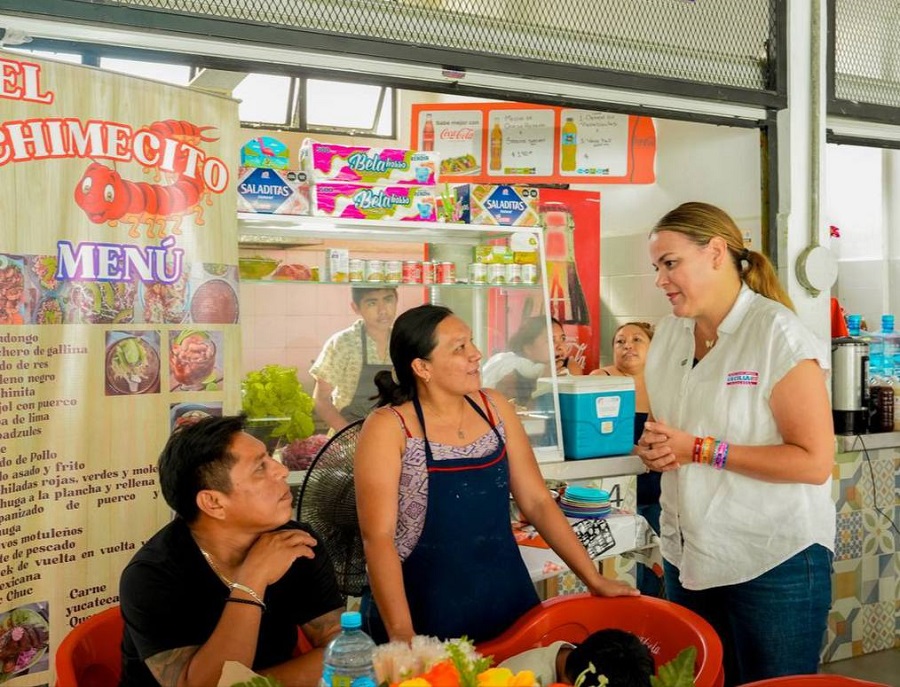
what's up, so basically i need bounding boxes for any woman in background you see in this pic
[355,305,635,645]
[636,202,834,686]
[482,315,582,406]
[591,321,660,597]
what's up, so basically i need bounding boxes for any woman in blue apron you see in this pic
[356,305,637,644]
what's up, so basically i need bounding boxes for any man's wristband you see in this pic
[225,597,265,611]
[229,582,266,610]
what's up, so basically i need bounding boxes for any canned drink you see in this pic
[402,260,422,284]
[365,259,384,282]
[487,263,506,285]
[385,259,403,283]
[505,263,522,285]
[422,260,436,285]
[521,263,538,285]
[436,261,456,284]
[348,258,365,283]
[468,262,488,285]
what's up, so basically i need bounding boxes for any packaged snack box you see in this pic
[454,184,541,226]
[237,167,310,215]
[311,183,437,222]
[241,136,290,169]
[300,139,440,186]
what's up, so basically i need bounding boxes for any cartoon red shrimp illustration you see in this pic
[74,120,220,239]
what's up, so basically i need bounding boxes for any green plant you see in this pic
[241,364,315,442]
[650,646,697,687]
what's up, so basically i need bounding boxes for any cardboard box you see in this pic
[556,376,635,459]
[236,167,310,215]
[324,248,349,283]
[311,182,436,222]
[300,138,439,185]
[454,184,541,226]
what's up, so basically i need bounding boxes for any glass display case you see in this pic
[237,213,566,465]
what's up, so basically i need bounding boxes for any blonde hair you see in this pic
[651,202,794,312]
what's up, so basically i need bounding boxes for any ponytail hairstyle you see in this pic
[372,304,454,407]
[651,202,794,312]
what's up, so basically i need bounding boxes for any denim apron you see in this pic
[363,392,539,643]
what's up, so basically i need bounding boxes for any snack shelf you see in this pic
[240,278,543,288]
[237,213,538,246]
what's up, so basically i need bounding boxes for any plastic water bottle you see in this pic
[320,612,377,687]
[847,314,862,338]
[868,315,897,432]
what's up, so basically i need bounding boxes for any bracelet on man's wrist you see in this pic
[229,581,266,610]
[225,596,265,611]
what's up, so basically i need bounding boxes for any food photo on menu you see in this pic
[0,601,50,682]
[104,330,162,396]
[168,329,224,391]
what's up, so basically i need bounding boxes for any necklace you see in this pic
[705,338,716,349]
[424,400,466,439]
[199,546,267,609]
[199,547,232,588]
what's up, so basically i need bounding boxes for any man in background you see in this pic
[119,414,343,687]
[310,286,398,433]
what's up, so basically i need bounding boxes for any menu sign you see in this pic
[0,50,239,684]
[417,109,483,176]
[487,108,555,177]
[412,102,655,185]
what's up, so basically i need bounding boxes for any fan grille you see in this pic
[298,420,367,599]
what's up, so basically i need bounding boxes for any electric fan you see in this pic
[297,419,367,599]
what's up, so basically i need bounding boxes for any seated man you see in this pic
[499,628,654,687]
[310,286,398,433]
[119,414,344,687]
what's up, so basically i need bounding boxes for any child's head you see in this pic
[563,629,655,687]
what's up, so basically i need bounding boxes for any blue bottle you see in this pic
[319,612,377,687]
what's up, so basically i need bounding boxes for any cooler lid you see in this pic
[553,375,635,393]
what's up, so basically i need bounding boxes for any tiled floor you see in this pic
[820,649,899,685]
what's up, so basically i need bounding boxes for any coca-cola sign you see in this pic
[440,127,475,141]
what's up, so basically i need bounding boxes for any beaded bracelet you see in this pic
[692,436,703,463]
[713,440,729,470]
[226,597,265,611]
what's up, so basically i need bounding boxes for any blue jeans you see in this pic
[635,502,663,597]
[664,544,833,687]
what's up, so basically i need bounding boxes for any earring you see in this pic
[424,375,431,383]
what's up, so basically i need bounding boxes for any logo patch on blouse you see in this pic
[726,370,759,386]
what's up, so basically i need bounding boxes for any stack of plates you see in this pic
[559,485,611,519]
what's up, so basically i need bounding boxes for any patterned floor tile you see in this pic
[861,601,895,653]
[835,511,864,560]
[832,557,862,600]
[823,597,863,662]
[862,508,896,557]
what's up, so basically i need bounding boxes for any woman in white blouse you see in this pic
[635,202,835,686]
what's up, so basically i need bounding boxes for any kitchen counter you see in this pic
[835,430,900,452]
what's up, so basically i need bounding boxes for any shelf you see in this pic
[836,431,900,453]
[241,278,542,289]
[538,454,645,480]
[238,213,539,246]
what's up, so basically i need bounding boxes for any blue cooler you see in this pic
[556,376,635,459]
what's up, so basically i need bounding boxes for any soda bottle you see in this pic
[560,117,577,172]
[319,611,377,687]
[422,113,435,152]
[489,122,503,171]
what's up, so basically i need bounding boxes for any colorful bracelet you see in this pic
[714,441,729,470]
[692,436,703,463]
[225,597,265,611]
[700,436,716,465]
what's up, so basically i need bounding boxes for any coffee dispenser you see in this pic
[832,337,869,435]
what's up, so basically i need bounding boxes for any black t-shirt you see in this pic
[119,518,342,687]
